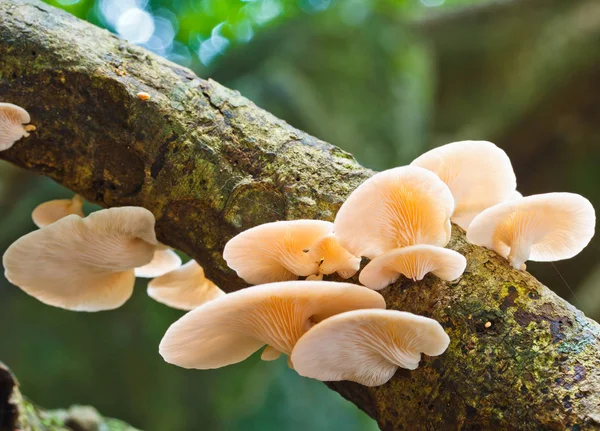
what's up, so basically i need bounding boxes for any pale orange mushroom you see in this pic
[31,195,85,228]
[3,207,158,311]
[467,193,596,269]
[0,103,34,151]
[135,246,182,278]
[411,141,516,229]
[308,234,361,279]
[334,166,454,259]
[158,281,386,369]
[147,260,224,310]
[223,220,334,284]
[291,309,450,387]
[359,245,466,290]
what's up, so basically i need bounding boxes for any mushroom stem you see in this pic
[508,238,532,270]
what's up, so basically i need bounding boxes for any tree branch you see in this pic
[0,1,599,429]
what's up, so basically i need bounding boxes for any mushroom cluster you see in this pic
[2,139,595,389]
[4,196,221,311]
[0,102,35,151]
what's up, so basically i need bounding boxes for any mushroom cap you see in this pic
[334,166,455,259]
[223,220,334,284]
[467,193,596,264]
[135,247,182,278]
[0,103,32,151]
[509,191,523,200]
[308,235,361,278]
[31,195,85,228]
[3,207,158,311]
[411,141,517,229]
[147,260,224,310]
[291,309,450,387]
[359,245,467,290]
[158,280,386,369]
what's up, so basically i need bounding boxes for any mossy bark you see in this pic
[0,1,598,430]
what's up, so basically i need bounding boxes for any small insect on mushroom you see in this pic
[334,166,455,260]
[137,92,151,101]
[223,220,334,285]
[147,260,224,311]
[31,194,85,228]
[135,245,182,278]
[291,309,450,387]
[467,193,596,270]
[411,140,517,229]
[3,207,159,311]
[0,103,34,151]
[158,281,386,370]
[359,245,467,290]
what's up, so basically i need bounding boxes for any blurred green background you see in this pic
[1,0,600,429]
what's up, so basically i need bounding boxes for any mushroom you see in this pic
[31,194,85,228]
[3,207,158,311]
[467,193,596,269]
[0,103,35,151]
[147,260,224,310]
[308,234,361,279]
[135,246,182,278]
[411,141,517,229]
[291,309,450,387]
[223,220,334,284]
[509,191,523,200]
[334,166,454,259]
[359,245,467,290]
[158,280,386,369]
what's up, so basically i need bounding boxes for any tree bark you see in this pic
[0,1,599,430]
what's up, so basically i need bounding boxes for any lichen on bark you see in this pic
[0,1,599,430]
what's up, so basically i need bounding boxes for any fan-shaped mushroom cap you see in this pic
[334,166,454,259]
[159,281,386,369]
[0,103,33,151]
[467,193,596,269]
[147,260,224,310]
[359,245,466,290]
[308,235,361,279]
[411,141,517,229]
[223,220,334,284]
[31,194,85,228]
[509,191,523,200]
[3,207,158,311]
[291,309,450,387]
[135,247,182,278]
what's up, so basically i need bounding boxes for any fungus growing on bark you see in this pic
[359,245,466,290]
[135,246,182,278]
[411,141,516,229]
[467,193,596,269]
[291,309,450,387]
[334,166,454,259]
[307,235,361,279]
[158,281,386,369]
[31,194,85,228]
[3,207,158,311]
[0,103,35,151]
[223,220,334,284]
[148,260,224,310]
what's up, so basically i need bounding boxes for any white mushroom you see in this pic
[411,141,516,229]
[0,103,34,151]
[291,309,450,387]
[359,245,466,290]
[135,246,182,278]
[223,220,334,284]
[159,281,386,369]
[3,207,158,311]
[334,166,455,259]
[147,260,224,310]
[31,194,85,228]
[467,193,596,269]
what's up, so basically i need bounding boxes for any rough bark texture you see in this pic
[0,1,599,430]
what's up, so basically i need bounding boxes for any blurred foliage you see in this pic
[2,0,600,429]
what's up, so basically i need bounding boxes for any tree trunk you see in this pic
[0,1,599,430]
